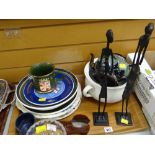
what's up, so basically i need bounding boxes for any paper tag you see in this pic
[104,127,113,133]
[47,124,57,132]
[35,125,47,134]
[121,118,129,125]
[38,98,46,102]
[119,63,126,69]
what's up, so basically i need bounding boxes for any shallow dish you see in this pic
[16,69,78,111]
[26,120,67,135]
[16,84,82,119]
[16,82,79,111]
[25,92,77,113]
[23,69,75,106]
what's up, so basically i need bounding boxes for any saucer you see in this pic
[23,69,75,106]
[16,69,78,111]
[16,83,82,119]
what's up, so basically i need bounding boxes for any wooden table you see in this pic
[8,93,149,135]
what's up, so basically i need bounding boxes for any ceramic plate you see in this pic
[17,91,77,113]
[16,82,79,111]
[23,69,75,106]
[16,85,82,119]
[16,69,78,111]
[16,85,81,115]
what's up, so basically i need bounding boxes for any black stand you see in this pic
[93,112,109,126]
[115,112,132,126]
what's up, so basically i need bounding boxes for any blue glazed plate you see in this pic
[23,69,75,106]
[16,69,78,111]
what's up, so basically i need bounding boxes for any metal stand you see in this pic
[93,112,109,126]
[115,112,132,126]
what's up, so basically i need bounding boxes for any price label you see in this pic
[119,63,126,69]
[47,124,57,132]
[35,125,47,134]
[121,118,129,125]
[104,127,113,133]
[145,69,152,75]
[38,98,46,102]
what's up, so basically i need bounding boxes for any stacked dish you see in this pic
[15,68,82,120]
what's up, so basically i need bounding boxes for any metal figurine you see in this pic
[115,23,154,126]
[93,29,114,126]
[89,53,95,72]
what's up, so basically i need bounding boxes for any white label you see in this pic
[47,124,57,132]
[104,127,113,133]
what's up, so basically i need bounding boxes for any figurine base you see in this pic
[115,112,133,126]
[93,112,109,126]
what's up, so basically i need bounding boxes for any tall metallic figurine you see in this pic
[93,29,114,126]
[115,23,154,125]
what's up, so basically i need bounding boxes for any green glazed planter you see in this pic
[29,62,56,93]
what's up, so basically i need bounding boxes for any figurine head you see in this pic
[145,23,154,36]
[106,29,113,43]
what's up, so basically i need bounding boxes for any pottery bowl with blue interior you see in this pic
[15,112,35,135]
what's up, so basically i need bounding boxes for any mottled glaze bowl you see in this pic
[15,112,35,135]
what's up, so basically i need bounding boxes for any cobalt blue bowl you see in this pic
[15,112,35,135]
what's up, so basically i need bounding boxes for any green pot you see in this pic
[30,62,56,93]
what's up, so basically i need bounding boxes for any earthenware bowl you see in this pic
[83,59,126,103]
[15,112,35,135]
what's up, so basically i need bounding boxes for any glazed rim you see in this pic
[26,120,67,135]
[30,62,55,77]
[30,70,54,78]
[16,69,79,110]
[84,58,126,90]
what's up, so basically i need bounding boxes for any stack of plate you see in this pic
[15,68,82,120]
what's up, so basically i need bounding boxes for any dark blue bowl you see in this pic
[15,113,35,135]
